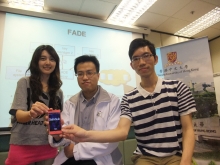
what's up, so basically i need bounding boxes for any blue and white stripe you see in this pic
[121,77,196,157]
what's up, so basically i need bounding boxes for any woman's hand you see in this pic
[29,101,49,118]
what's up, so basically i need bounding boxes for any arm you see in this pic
[62,117,131,143]
[16,110,33,123]
[177,81,196,165]
[55,95,131,160]
[180,114,195,165]
[86,117,131,142]
[10,78,48,123]
[61,118,131,160]
[62,94,132,143]
[16,102,49,123]
[71,95,132,160]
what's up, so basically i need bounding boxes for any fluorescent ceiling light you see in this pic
[107,0,157,26]
[175,7,220,37]
[7,0,44,10]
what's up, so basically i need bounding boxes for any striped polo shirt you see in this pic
[121,77,196,157]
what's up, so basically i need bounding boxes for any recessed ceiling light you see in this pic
[107,0,157,26]
[175,7,220,37]
[7,0,44,10]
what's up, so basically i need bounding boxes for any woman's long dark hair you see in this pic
[26,45,62,109]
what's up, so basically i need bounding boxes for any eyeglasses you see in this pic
[75,71,97,78]
[131,54,154,64]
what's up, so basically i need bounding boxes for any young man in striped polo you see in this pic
[61,38,197,165]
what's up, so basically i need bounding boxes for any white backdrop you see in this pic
[0,13,141,128]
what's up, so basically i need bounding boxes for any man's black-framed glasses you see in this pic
[75,71,97,78]
[131,53,154,64]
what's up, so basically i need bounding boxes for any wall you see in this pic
[210,37,220,74]
[145,31,190,47]
[209,37,220,114]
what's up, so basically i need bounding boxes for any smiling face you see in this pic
[76,61,100,93]
[38,50,56,77]
[130,46,158,78]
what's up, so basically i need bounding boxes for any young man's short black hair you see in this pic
[74,55,100,74]
[128,38,156,60]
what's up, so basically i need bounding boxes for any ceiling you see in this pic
[0,0,220,40]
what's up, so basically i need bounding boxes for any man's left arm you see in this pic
[180,114,195,165]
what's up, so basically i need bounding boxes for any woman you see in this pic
[5,45,63,165]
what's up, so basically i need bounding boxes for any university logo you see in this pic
[165,52,182,67]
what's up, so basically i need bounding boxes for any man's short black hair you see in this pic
[128,38,156,60]
[74,55,100,73]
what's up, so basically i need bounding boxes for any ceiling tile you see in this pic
[212,21,220,30]
[193,27,220,40]
[148,0,193,17]
[44,0,83,15]
[79,0,116,20]
[134,12,168,29]
[155,17,190,34]
[172,0,217,22]
[1,0,219,40]
[100,0,121,3]
[201,0,220,6]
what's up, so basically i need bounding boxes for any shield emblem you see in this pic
[167,52,177,63]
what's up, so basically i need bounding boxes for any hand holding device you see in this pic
[48,110,62,135]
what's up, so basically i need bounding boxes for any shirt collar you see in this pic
[80,86,100,104]
[137,77,163,98]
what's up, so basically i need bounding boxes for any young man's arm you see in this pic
[180,114,195,165]
[176,81,196,165]
[62,117,132,142]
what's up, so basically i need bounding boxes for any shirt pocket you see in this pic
[93,111,106,130]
